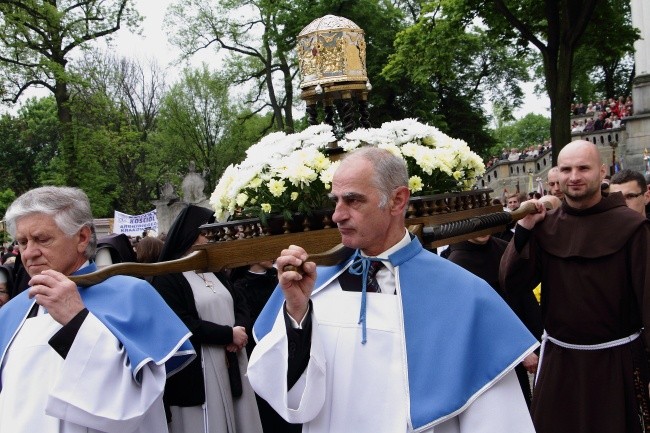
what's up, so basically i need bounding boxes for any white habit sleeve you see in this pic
[248,308,327,424]
[45,313,168,433]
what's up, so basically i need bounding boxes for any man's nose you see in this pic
[331,203,347,223]
[21,242,39,259]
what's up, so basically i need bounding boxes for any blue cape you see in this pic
[0,263,195,390]
[254,237,538,430]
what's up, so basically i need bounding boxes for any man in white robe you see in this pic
[0,186,194,433]
[248,148,538,433]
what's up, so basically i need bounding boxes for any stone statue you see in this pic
[160,181,177,201]
[182,161,207,204]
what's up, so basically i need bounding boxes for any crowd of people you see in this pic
[0,141,649,433]
[485,141,553,169]
[570,95,634,133]
[484,95,634,171]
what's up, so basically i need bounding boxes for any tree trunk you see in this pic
[280,58,295,133]
[261,30,285,132]
[55,80,78,186]
[547,49,573,166]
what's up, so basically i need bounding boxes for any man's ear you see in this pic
[76,225,92,254]
[390,186,410,215]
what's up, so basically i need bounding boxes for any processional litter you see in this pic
[71,15,532,286]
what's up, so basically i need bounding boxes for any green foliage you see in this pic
[0,188,15,243]
[0,97,61,194]
[382,1,530,157]
[0,188,16,218]
[154,66,235,196]
[457,0,634,161]
[491,113,551,154]
[66,52,169,215]
[0,0,142,185]
[216,111,278,177]
[571,0,637,101]
[165,0,305,132]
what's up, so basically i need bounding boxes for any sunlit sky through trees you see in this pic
[2,0,550,120]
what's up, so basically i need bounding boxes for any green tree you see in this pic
[0,0,141,185]
[0,96,60,194]
[70,51,167,214]
[0,188,16,244]
[492,113,551,155]
[459,0,637,163]
[165,0,302,132]
[0,189,17,218]
[571,0,637,102]
[154,66,234,196]
[382,2,530,157]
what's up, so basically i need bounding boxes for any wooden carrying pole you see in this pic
[69,201,548,286]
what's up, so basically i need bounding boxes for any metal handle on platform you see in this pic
[423,200,551,242]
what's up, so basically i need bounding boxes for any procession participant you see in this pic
[0,266,11,307]
[610,168,650,217]
[546,166,564,199]
[248,147,538,433]
[0,186,194,433]
[152,205,263,433]
[500,140,650,433]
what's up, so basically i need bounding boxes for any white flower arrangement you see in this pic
[210,119,485,223]
[340,118,486,195]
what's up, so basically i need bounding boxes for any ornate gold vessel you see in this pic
[297,15,371,132]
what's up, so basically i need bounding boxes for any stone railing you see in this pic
[478,149,553,196]
[572,126,625,146]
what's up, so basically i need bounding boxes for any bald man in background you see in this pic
[546,166,564,199]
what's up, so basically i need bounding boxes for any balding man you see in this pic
[546,166,564,199]
[500,140,650,433]
[249,147,538,433]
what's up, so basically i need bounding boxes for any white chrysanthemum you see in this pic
[210,164,240,220]
[408,175,423,193]
[400,142,421,159]
[236,192,248,207]
[284,164,318,187]
[339,139,362,152]
[267,179,287,197]
[309,152,331,171]
[249,177,263,189]
[414,147,439,175]
[377,142,403,158]
[319,160,340,186]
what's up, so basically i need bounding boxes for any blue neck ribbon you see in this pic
[347,250,389,344]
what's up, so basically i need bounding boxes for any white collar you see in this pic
[360,229,410,275]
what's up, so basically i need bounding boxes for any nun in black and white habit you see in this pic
[151,205,262,433]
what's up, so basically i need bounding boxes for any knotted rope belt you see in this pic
[536,329,642,384]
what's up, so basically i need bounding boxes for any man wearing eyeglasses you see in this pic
[610,169,650,218]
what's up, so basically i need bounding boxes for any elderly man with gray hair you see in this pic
[0,186,195,433]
